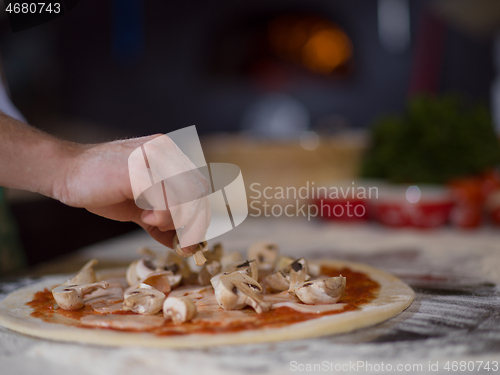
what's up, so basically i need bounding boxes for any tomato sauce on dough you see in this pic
[27,266,380,336]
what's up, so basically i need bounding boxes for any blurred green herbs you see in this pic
[361,95,500,184]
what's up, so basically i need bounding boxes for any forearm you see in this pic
[0,112,77,198]
[0,117,205,249]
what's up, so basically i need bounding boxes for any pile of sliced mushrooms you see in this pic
[52,240,346,326]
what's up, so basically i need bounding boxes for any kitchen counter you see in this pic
[1,217,500,374]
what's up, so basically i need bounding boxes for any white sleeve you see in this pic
[0,77,26,123]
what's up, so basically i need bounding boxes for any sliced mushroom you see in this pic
[287,258,309,295]
[193,251,207,266]
[166,252,192,279]
[165,272,183,289]
[163,296,197,323]
[193,242,209,266]
[127,257,182,289]
[135,258,157,279]
[265,258,309,293]
[173,234,209,266]
[139,271,172,294]
[123,287,166,315]
[210,260,259,289]
[64,259,98,285]
[152,262,183,288]
[294,276,346,305]
[144,252,190,288]
[133,247,189,288]
[225,259,259,280]
[247,241,279,273]
[126,259,141,286]
[52,282,109,311]
[198,260,222,286]
[264,270,289,292]
[214,274,240,310]
[187,256,203,274]
[85,286,124,306]
[214,272,271,313]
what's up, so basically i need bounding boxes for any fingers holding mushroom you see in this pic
[173,234,209,266]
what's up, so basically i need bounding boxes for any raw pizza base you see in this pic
[0,259,414,348]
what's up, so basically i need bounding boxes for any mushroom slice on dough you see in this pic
[155,249,191,286]
[265,270,289,293]
[126,258,156,286]
[198,260,222,286]
[123,287,166,315]
[265,257,309,293]
[225,260,259,280]
[162,255,191,286]
[127,257,184,289]
[294,276,346,305]
[137,271,172,294]
[247,241,278,278]
[287,258,309,295]
[164,270,183,289]
[210,259,258,289]
[215,272,271,314]
[163,296,197,323]
[130,247,190,288]
[64,259,98,285]
[135,258,157,280]
[52,281,109,311]
[126,259,141,287]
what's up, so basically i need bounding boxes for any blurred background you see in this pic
[0,0,499,271]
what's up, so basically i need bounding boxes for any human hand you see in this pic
[52,134,210,252]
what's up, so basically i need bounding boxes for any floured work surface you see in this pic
[0,260,414,348]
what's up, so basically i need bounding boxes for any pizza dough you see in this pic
[0,259,414,348]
